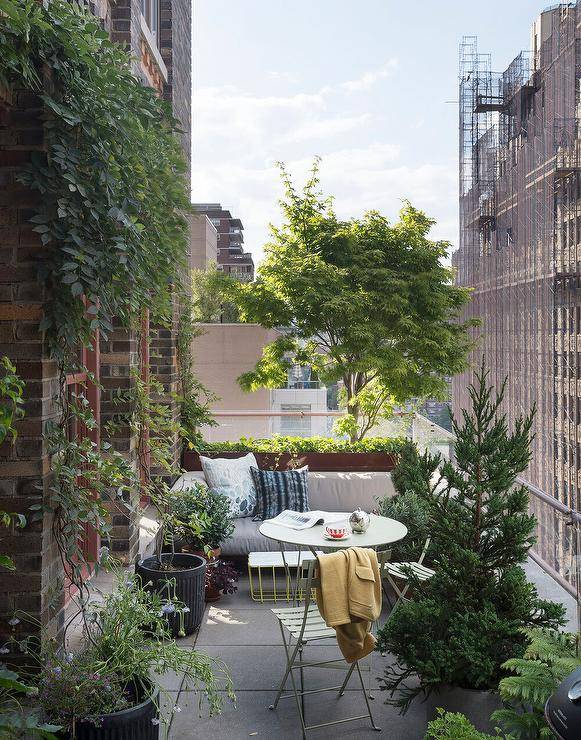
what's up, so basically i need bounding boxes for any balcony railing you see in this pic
[282,380,321,389]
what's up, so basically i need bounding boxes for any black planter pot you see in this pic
[135,553,206,637]
[61,686,159,740]
[424,685,502,733]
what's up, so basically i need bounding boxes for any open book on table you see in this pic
[268,510,351,530]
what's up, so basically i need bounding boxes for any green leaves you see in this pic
[231,159,476,439]
[376,370,566,713]
[1,0,190,353]
[492,628,581,738]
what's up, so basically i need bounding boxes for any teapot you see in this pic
[349,508,371,534]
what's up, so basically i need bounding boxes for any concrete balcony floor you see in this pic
[65,556,577,740]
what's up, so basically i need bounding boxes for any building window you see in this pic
[141,0,160,45]
[280,404,312,438]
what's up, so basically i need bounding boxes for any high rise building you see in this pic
[193,203,255,281]
[453,4,581,577]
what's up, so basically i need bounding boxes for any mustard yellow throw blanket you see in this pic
[316,547,381,663]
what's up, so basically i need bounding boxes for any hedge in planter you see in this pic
[376,365,565,714]
[196,435,406,454]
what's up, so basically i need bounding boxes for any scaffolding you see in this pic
[453,3,581,581]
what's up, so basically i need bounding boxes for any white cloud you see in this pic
[341,58,399,92]
[283,113,372,143]
[192,58,456,267]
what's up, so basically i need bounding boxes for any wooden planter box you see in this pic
[182,450,397,473]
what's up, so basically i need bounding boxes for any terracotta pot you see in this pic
[424,684,502,734]
[205,584,221,603]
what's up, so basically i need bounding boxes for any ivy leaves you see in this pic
[0,0,190,356]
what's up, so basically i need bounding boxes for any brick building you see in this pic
[0,0,191,641]
[453,5,581,579]
[193,203,255,280]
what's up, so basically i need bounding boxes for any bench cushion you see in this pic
[171,470,396,557]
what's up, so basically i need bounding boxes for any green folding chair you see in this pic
[382,536,434,609]
[269,558,381,738]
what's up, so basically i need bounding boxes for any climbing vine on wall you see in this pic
[0,0,192,593]
[0,0,191,361]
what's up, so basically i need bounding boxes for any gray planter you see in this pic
[424,685,502,734]
[135,553,206,637]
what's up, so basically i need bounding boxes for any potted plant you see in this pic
[376,366,565,733]
[136,481,208,637]
[204,560,239,603]
[168,484,235,561]
[492,628,581,738]
[425,709,506,739]
[36,574,233,738]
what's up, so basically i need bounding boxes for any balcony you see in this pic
[62,409,577,739]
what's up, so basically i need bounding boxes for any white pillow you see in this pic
[200,453,258,518]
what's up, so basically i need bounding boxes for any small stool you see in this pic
[248,551,320,603]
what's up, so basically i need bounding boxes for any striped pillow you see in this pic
[251,466,310,520]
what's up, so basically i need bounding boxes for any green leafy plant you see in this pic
[376,365,566,712]
[391,440,441,498]
[191,262,241,324]
[0,665,60,739]
[0,357,27,571]
[425,709,506,739]
[492,628,581,739]
[199,435,406,455]
[0,357,24,445]
[42,390,134,591]
[0,0,190,354]
[169,485,235,551]
[229,158,476,440]
[375,490,433,563]
[37,574,233,731]
[37,655,130,733]
[0,0,191,607]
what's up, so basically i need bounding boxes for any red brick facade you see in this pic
[0,0,192,643]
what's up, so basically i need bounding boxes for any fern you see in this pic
[492,629,581,739]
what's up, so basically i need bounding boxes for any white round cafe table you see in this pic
[259,513,407,553]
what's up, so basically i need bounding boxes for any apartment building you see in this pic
[189,213,218,270]
[453,4,581,576]
[193,325,330,441]
[193,203,255,281]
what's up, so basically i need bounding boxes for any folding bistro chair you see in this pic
[382,536,434,610]
[269,558,381,738]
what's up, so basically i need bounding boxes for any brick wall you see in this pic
[0,90,64,645]
[99,321,140,562]
[0,0,192,642]
[160,0,192,175]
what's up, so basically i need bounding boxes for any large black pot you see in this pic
[62,685,159,740]
[135,553,206,637]
[424,684,502,733]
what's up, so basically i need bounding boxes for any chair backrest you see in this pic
[418,537,431,565]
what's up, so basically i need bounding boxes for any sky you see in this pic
[192,0,548,267]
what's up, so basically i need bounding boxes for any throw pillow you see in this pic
[200,453,258,518]
[251,466,310,520]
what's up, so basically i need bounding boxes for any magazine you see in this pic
[268,510,351,530]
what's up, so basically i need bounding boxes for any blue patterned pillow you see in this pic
[251,466,310,520]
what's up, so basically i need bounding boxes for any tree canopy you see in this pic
[230,159,477,440]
